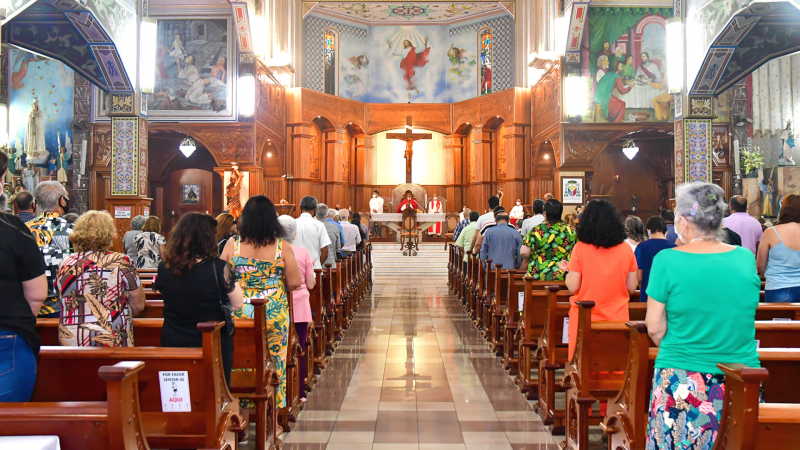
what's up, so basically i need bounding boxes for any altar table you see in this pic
[372,213,446,242]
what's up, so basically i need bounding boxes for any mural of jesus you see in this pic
[388,37,431,99]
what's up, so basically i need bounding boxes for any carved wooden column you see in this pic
[503,124,528,205]
[354,134,374,208]
[289,123,314,203]
[444,134,464,210]
[246,166,264,198]
[470,126,494,207]
[324,128,347,206]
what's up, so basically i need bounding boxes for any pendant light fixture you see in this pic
[179,136,197,158]
[622,138,639,160]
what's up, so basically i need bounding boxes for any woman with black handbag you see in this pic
[154,212,243,386]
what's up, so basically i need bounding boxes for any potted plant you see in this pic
[741,146,764,178]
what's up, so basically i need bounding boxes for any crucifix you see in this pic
[386,116,433,183]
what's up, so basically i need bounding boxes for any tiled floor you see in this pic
[281,274,562,450]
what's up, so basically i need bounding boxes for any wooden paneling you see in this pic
[592,147,661,219]
[530,179,555,201]
[166,169,214,232]
[365,103,451,135]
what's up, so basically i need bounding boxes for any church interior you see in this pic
[2,0,800,448]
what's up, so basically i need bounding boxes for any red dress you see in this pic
[400,47,431,91]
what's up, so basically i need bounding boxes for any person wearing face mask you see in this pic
[644,182,760,450]
[396,190,421,212]
[26,181,75,318]
[427,194,443,235]
[509,198,524,227]
[369,190,384,238]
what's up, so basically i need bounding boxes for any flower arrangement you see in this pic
[741,146,764,177]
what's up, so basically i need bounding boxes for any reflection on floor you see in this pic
[276,273,564,450]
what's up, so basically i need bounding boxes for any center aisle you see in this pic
[282,244,561,450]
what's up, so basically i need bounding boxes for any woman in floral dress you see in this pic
[134,216,166,269]
[221,195,301,412]
[520,198,576,281]
[57,211,145,347]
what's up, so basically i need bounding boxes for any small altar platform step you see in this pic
[370,243,449,276]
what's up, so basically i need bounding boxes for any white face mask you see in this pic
[675,216,687,244]
[373,194,377,198]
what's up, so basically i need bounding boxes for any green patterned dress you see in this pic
[522,221,577,281]
[230,237,289,408]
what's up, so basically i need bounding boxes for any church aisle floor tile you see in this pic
[270,273,567,450]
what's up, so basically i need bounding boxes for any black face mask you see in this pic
[59,195,70,214]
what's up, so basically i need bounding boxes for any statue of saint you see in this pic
[25,98,47,163]
[226,165,243,219]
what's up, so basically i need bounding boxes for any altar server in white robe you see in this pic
[428,194,443,235]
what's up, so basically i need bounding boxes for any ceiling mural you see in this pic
[309,2,508,24]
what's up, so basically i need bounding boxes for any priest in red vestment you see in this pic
[397,190,422,212]
[427,195,443,234]
[388,38,431,95]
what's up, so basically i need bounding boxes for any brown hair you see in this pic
[142,216,161,233]
[216,213,235,242]
[163,212,219,275]
[70,211,115,252]
[778,194,800,224]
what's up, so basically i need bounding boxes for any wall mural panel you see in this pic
[303,14,513,103]
[579,7,673,123]
[9,50,75,171]
[147,18,234,119]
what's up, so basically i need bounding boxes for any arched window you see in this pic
[324,28,338,95]
[478,27,492,96]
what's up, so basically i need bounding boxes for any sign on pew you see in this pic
[159,371,191,412]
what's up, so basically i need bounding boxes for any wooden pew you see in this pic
[711,363,800,450]
[280,289,304,431]
[502,270,526,375]
[532,288,645,434]
[32,322,245,450]
[0,362,151,450]
[755,303,800,320]
[605,322,800,450]
[309,268,329,373]
[322,263,339,351]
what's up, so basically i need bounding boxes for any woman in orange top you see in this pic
[559,199,638,358]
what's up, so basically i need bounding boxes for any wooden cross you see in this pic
[386,116,433,183]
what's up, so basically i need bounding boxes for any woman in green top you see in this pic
[644,182,760,450]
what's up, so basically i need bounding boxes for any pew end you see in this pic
[0,362,151,450]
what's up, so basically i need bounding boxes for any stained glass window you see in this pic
[479,28,492,96]
[324,29,337,95]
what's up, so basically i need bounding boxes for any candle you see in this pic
[81,139,87,175]
[733,140,740,175]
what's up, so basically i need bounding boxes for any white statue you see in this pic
[24,97,48,164]
[780,120,796,165]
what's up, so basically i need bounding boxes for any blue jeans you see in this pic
[0,331,37,402]
[765,286,800,303]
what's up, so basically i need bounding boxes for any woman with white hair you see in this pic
[277,214,315,402]
[644,182,760,449]
[123,215,146,263]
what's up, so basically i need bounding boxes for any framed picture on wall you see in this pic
[561,176,585,205]
[183,184,200,204]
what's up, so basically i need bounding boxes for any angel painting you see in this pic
[447,44,476,83]
[341,53,369,99]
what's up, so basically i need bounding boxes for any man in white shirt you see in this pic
[369,190,384,238]
[509,198,525,227]
[469,195,501,253]
[294,195,331,270]
[519,199,545,237]
[339,209,362,254]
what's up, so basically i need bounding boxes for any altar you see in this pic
[372,212,447,235]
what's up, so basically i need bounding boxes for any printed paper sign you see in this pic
[114,206,132,219]
[143,207,150,218]
[773,317,791,321]
[518,292,525,312]
[159,371,191,412]
[562,317,569,344]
